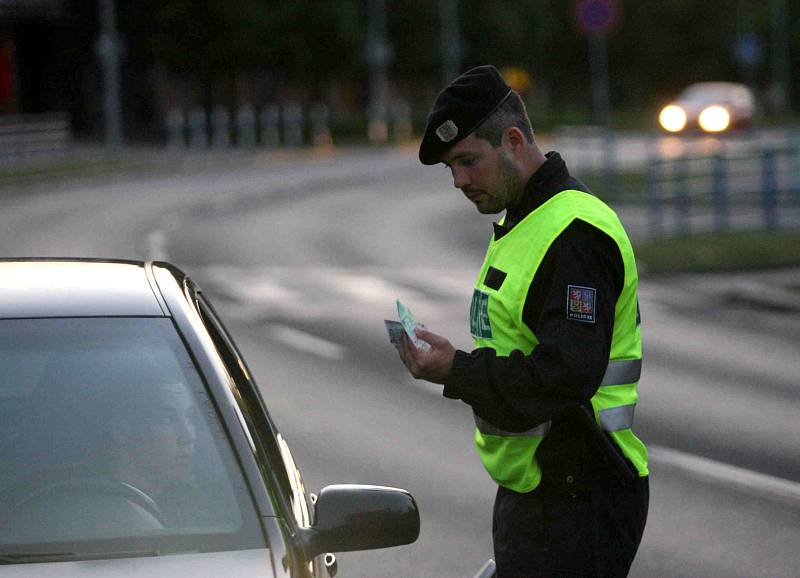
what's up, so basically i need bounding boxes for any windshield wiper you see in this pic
[0,552,78,563]
[0,547,161,564]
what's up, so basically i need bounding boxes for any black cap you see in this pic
[418,65,512,165]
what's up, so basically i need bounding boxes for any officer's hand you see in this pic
[400,327,455,385]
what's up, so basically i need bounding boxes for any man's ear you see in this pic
[501,126,526,151]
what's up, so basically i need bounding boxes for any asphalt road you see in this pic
[1,146,798,577]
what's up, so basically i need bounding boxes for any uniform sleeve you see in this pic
[442,219,624,430]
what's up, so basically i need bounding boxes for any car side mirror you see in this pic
[297,484,420,559]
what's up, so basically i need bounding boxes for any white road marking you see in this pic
[327,272,391,303]
[199,266,800,507]
[228,276,303,304]
[649,444,800,506]
[266,323,347,361]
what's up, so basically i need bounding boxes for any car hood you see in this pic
[0,549,273,577]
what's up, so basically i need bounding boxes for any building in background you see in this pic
[0,0,98,136]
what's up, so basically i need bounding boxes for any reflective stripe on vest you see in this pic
[474,414,551,437]
[598,403,636,432]
[601,359,642,386]
[597,359,641,431]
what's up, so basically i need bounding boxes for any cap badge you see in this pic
[436,120,458,142]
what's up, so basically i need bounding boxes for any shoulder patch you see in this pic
[566,285,596,323]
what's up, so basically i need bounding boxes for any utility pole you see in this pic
[573,0,618,126]
[735,1,762,96]
[367,0,391,143]
[588,34,611,127]
[97,0,122,150]
[440,0,462,85]
[769,0,791,115]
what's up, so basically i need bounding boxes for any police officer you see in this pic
[398,65,649,577]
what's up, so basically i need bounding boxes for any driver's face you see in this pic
[130,382,197,481]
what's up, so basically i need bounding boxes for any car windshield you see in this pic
[681,83,737,103]
[0,317,264,561]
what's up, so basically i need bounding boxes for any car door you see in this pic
[191,289,327,578]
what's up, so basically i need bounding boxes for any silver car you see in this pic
[658,82,756,134]
[0,259,419,577]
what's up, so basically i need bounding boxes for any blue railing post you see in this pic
[761,148,779,230]
[211,106,230,150]
[674,154,690,235]
[792,132,800,202]
[712,153,729,231]
[188,107,208,151]
[603,127,617,199]
[236,104,256,149]
[646,152,663,240]
[260,104,280,149]
[166,108,185,151]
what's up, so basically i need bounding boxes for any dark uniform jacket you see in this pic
[443,151,648,576]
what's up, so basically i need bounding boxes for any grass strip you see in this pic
[0,158,129,184]
[634,229,800,275]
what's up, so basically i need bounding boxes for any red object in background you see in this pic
[0,38,14,109]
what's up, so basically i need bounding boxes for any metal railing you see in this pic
[553,127,800,239]
[646,144,800,239]
[0,112,71,161]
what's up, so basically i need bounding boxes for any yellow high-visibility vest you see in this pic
[470,189,648,493]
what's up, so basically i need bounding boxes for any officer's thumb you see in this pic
[415,327,438,344]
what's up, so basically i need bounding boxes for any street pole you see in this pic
[735,0,760,95]
[769,0,791,115]
[439,0,462,85]
[588,34,611,127]
[97,0,122,151]
[589,33,615,196]
[367,0,391,143]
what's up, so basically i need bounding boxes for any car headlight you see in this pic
[698,105,730,132]
[659,105,687,132]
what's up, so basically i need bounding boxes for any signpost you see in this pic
[97,0,122,151]
[574,0,618,127]
[573,0,619,195]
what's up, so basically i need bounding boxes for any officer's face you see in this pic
[441,134,525,214]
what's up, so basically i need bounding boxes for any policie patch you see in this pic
[566,285,596,323]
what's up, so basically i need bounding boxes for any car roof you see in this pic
[679,81,752,97]
[0,258,168,318]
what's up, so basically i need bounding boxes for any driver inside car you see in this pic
[108,379,209,528]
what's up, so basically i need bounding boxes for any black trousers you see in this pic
[493,474,649,578]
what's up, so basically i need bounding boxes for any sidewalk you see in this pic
[0,142,392,191]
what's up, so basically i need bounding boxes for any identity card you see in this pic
[396,300,431,351]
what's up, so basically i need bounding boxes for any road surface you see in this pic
[1,146,798,577]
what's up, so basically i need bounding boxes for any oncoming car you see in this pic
[658,82,755,134]
[0,259,419,576]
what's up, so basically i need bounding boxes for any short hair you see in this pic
[473,92,534,147]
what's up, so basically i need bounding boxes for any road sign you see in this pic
[732,34,763,68]
[575,0,619,37]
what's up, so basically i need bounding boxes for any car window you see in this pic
[682,84,729,102]
[0,317,264,560]
[195,296,310,525]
